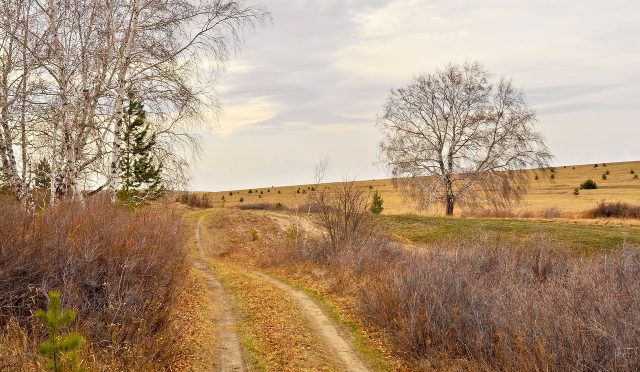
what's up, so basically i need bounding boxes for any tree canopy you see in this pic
[378,62,552,215]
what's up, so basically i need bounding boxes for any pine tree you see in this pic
[36,290,85,372]
[370,191,384,214]
[0,172,9,194]
[118,91,164,203]
[35,159,52,189]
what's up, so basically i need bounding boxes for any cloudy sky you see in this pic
[191,0,640,191]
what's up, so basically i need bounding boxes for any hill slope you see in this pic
[203,160,640,215]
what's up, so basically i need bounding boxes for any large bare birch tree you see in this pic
[0,0,268,208]
[378,62,552,215]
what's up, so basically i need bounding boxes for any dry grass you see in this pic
[0,198,190,370]
[212,261,342,371]
[201,160,640,216]
[358,242,640,370]
[246,204,640,370]
[269,233,640,370]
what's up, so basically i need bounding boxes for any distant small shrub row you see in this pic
[461,207,562,219]
[586,202,640,219]
[236,202,283,211]
[235,202,323,213]
[177,193,212,208]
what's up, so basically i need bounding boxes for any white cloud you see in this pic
[190,0,640,191]
[214,96,279,137]
[334,1,640,83]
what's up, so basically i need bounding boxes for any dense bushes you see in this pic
[237,202,283,211]
[178,192,212,208]
[587,201,640,218]
[0,199,188,369]
[236,202,324,213]
[356,243,640,369]
[274,222,640,369]
[580,179,598,189]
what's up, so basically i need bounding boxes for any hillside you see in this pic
[203,160,640,215]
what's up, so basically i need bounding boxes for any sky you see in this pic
[190,0,640,191]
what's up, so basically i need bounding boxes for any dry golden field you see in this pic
[201,160,640,216]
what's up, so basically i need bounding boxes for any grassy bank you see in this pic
[384,214,640,252]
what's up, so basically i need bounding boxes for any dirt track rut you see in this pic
[195,216,247,371]
[257,272,370,371]
[196,211,370,372]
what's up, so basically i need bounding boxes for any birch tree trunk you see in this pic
[0,0,268,209]
[108,0,139,199]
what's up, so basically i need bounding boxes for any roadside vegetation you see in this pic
[0,199,192,369]
[253,180,640,370]
[587,201,640,219]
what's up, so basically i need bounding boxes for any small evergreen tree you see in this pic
[370,191,384,214]
[0,174,9,195]
[35,159,52,189]
[118,90,164,203]
[36,290,85,372]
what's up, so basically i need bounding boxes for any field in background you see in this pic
[201,160,640,216]
[384,214,640,253]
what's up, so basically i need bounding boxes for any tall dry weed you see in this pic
[274,219,640,370]
[0,198,188,369]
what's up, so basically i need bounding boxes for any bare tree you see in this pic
[309,171,377,252]
[0,0,42,211]
[378,62,552,215]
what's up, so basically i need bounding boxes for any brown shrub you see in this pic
[0,199,188,369]
[586,201,640,219]
[275,225,640,370]
[460,208,517,218]
[177,192,212,208]
[359,244,639,369]
[461,207,564,219]
[309,180,379,252]
[237,202,282,210]
[541,207,562,218]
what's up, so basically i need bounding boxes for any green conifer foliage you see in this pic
[36,290,85,372]
[35,159,52,189]
[370,190,384,214]
[119,91,164,203]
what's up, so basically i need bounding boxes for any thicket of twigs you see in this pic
[0,199,189,369]
[269,182,640,370]
[177,192,213,209]
[586,201,640,219]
